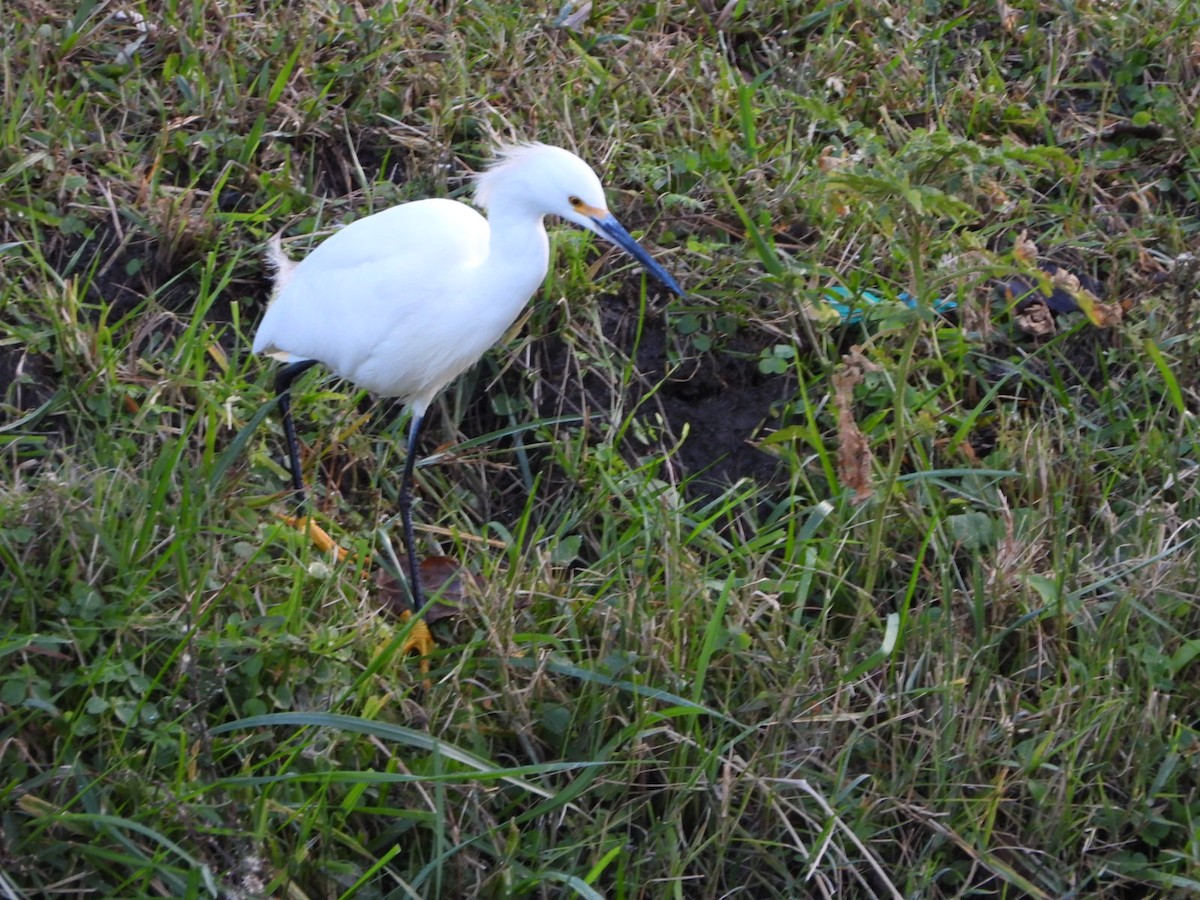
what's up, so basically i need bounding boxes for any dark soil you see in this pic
[593,290,789,490]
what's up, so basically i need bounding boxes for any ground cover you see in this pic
[2,2,1199,896]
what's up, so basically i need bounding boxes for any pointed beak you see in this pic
[589,212,685,298]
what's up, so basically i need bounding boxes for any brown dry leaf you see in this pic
[1137,246,1168,276]
[997,0,1020,33]
[1050,267,1124,327]
[1086,301,1125,328]
[1013,230,1038,265]
[818,145,851,173]
[837,416,874,503]
[1050,267,1082,295]
[831,362,859,405]
[378,557,485,623]
[981,178,1012,212]
[1015,302,1056,337]
[840,346,883,380]
[832,353,875,503]
[206,341,229,374]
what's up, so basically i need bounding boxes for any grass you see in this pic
[3,0,1200,896]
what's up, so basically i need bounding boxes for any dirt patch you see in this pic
[503,287,794,498]
[620,303,790,491]
[0,344,58,417]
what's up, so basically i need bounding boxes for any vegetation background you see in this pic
[3,1,1199,897]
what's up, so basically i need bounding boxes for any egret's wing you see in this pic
[254,199,487,393]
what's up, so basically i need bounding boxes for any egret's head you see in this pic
[474,143,684,297]
[474,143,605,220]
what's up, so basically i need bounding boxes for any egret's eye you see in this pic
[568,196,583,208]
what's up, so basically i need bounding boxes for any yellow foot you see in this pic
[398,610,435,676]
[273,514,436,676]
[278,514,352,562]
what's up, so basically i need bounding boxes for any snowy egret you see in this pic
[255,143,684,614]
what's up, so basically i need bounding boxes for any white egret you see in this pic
[254,143,684,618]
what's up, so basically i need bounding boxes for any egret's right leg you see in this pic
[275,359,319,511]
[273,358,352,561]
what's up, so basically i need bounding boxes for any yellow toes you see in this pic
[398,610,435,675]
[271,514,435,676]
[277,514,352,562]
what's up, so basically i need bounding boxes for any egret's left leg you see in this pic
[269,361,434,672]
[392,409,436,668]
[399,410,427,611]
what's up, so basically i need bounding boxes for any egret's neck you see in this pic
[482,202,551,301]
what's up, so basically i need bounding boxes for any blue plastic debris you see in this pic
[821,286,959,324]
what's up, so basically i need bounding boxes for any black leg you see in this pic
[275,359,319,513]
[399,410,426,611]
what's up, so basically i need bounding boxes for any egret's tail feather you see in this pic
[265,232,297,294]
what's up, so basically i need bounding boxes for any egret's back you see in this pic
[253,198,490,403]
